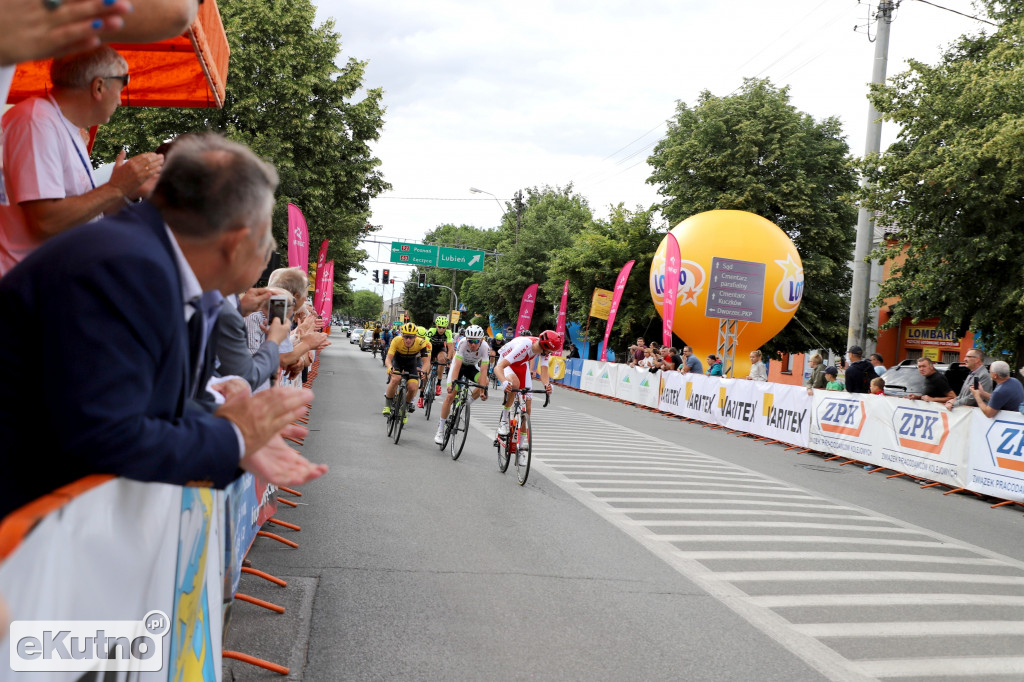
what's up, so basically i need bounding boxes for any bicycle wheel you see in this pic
[393,397,407,444]
[515,412,532,485]
[450,399,470,461]
[496,415,511,473]
[440,391,458,450]
[385,389,399,437]
[424,373,435,420]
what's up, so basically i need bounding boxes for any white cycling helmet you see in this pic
[464,324,485,340]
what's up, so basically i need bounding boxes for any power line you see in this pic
[911,0,996,26]
[375,196,502,201]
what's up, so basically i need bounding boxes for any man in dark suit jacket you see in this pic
[0,133,326,518]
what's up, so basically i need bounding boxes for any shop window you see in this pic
[941,351,960,364]
[905,349,922,361]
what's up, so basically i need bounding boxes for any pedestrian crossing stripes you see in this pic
[470,397,1024,681]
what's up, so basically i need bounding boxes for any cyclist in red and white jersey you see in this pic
[493,329,560,436]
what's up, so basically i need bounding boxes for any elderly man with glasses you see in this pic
[0,45,162,275]
[945,348,993,411]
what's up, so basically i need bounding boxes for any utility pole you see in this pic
[848,0,895,355]
[513,190,524,245]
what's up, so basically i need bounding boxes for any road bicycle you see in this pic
[384,370,419,445]
[494,387,549,485]
[439,376,489,460]
[422,360,445,420]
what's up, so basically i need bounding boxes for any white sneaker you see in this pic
[434,427,445,445]
[497,418,510,436]
[517,452,528,466]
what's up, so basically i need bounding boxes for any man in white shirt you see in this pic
[0,45,162,274]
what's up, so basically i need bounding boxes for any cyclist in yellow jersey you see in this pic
[384,322,432,418]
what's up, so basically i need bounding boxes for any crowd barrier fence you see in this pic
[0,357,322,680]
[554,359,1024,506]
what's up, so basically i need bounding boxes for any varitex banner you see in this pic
[658,372,811,447]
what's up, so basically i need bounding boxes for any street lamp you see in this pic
[469,187,507,217]
[471,186,523,245]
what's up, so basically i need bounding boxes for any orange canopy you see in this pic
[6,0,229,108]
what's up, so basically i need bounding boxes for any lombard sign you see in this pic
[815,397,866,437]
[892,406,950,454]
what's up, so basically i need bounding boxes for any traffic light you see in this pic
[418,273,426,287]
[382,269,390,282]
[372,270,379,283]
[390,279,395,284]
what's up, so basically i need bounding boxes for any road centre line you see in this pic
[795,621,1024,637]
[672,551,1001,565]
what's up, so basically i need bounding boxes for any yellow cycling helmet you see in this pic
[400,321,418,335]
[417,326,428,337]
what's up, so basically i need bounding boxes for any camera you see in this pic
[268,295,290,324]
[973,376,980,390]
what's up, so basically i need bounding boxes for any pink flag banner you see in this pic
[318,260,335,323]
[287,203,309,271]
[555,279,569,355]
[601,260,635,361]
[662,233,681,348]
[516,283,539,336]
[311,238,328,315]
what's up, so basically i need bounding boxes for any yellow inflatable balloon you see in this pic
[649,210,803,378]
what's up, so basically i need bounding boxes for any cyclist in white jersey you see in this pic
[493,330,560,437]
[434,325,491,444]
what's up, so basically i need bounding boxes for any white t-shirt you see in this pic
[498,336,549,368]
[0,95,96,275]
[453,338,491,367]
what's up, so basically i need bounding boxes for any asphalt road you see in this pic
[225,333,1024,682]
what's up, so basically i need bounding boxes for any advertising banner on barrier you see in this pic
[580,360,618,396]
[615,366,660,408]
[659,372,812,447]
[563,358,583,388]
[807,393,970,488]
[0,479,223,681]
[966,409,1024,502]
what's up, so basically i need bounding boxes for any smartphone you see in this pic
[268,295,289,324]
[973,376,980,390]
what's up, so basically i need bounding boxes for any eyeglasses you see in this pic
[102,74,130,88]
[466,339,481,345]
[402,334,417,340]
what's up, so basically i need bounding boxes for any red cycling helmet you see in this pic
[538,330,562,352]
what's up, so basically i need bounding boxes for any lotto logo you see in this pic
[892,406,949,454]
[816,398,866,437]
[984,420,1024,472]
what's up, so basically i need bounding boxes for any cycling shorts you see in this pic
[430,343,448,362]
[502,362,533,393]
[392,354,422,379]
[448,363,481,387]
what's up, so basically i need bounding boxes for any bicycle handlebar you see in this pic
[507,387,550,408]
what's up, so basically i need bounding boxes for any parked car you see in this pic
[359,329,376,351]
[880,359,969,398]
[350,328,364,344]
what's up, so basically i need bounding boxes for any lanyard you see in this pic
[47,96,95,190]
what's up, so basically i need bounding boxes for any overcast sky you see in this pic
[311,0,988,292]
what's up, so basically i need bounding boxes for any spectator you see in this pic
[633,337,646,364]
[680,345,702,374]
[870,353,887,377]
[0,133,327,518]
[844,346,873,393]
[824,366,843,391]
[945,348,992,411]
[908,357,956,403]
[639,347,657,369]
[706,354,723,376]
[744,349,767,381]
[566,342,580,359]
[215,287,289,392]
[870,377,885,395]
[0,46,164,274]
[971,361,1024,417]
[804,354,827,392]
[659,347,682,371]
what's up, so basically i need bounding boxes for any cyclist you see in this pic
[434,324,490,444]
[383,321,432,420]
[371,322,383,354]
[425,315,455,396]
[493,330,559,448]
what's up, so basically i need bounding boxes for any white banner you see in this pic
[807,392,970,488]
[966,409,1024,502]
[0,479,224,681]
[658,373,811,447]
[580,360,618,396]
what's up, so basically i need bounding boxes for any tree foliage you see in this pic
[339,289,382,323]
[94,0,389,283]
[647,78,858,356]
[862,7,1024,359]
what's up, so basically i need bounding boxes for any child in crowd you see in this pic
[870,377,885,395]
[824,366,844,391]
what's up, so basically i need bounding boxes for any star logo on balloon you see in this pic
[772,253,804,313]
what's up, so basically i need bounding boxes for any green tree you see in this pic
[647,79,858,356]
[339,289,382,322]
[547,205,661,355]
[401,268,446,327]
[862,5,1024,359]
[461,185,592,332]
[94,0,389,279]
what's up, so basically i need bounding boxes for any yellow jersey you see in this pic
[388,336,431,357]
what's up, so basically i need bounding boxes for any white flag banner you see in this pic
[966,408,1024,502]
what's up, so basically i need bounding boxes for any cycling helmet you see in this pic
[465,325,485,340]
[538,330,562,352]
[417,326,428,337]
[495,333,503,340]
[434,315,449,328]
[400,321,418,335]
